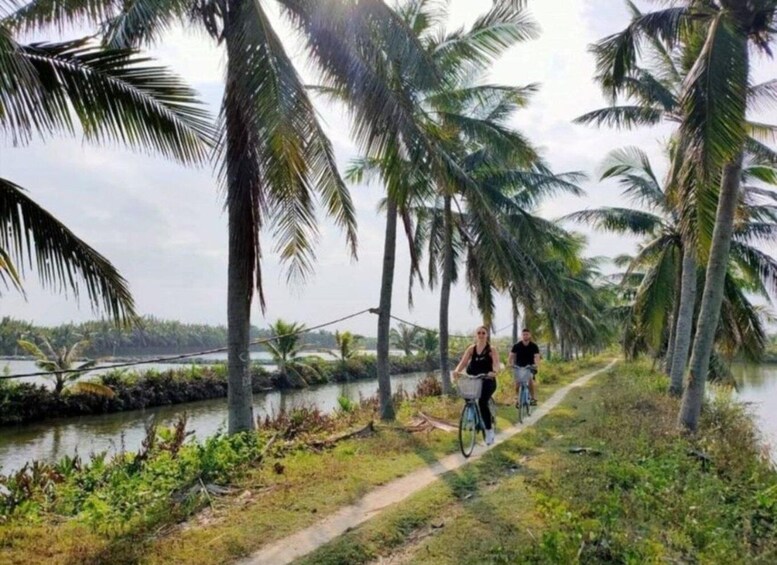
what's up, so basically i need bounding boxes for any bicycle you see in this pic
[513,365,536,424]
[456,373,497,458]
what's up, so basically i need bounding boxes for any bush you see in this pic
[414,374,442,398]
[0,420,270,535]
[261,405,336,439]
[337,395,357,413]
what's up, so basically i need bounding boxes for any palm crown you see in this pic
[567,146,777,361]
[1,7,215,321]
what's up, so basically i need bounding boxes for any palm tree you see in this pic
[7,0,443,432]
[265,319,305,376]
[581,0,777,383]
[334,330,362,362]
[392,3,591,390]
[591,0,777,431]
[416,330,439,365]
[342,0,540,417]
[568,148,777,390]
[16,336,113,397]
[0,16,213,321]
[389,323,420,357]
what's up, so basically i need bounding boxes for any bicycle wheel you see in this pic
[488,397,497,433]
[521,387,531,422]
[459,402,477,458]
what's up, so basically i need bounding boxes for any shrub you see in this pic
[261,405,336,439]
[0,420,270,536]
[414,374,442,398]
[337,395,357,413]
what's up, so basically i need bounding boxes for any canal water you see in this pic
[732,364,777,463]
[0,370,431,473]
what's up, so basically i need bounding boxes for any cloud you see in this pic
[3,0,776,336]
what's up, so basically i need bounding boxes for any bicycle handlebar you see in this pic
[511,364,538,373]
[456,372,494,379]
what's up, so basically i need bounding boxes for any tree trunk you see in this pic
[225,32,255,434]
[511,298,519,345]
[664,251,683,375]
[439,194,454,395]
[376,198,397,420]
[679,154,743,431]
[226,213,255,433]
[55,376,64,396]
[669,245,697,396]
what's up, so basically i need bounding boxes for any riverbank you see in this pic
[0,355,435,426]
[3,358,774,565]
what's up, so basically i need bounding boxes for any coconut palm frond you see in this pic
[1,178,136,321]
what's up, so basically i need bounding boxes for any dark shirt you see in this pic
[511,341,539,367]
[467,343,493,375]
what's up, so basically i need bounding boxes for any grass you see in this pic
[0,357,606,565]
[301,361,777,564]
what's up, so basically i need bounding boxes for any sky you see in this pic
[2,0,777,337]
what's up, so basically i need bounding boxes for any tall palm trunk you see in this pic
[225,212,255,434]
[225,27,255,435]
[664,255,683,375]
[511,297,519,345]
[439,194,454,395]
[376,198,398,420]
[669,245,697,395]
[679,154,743,430]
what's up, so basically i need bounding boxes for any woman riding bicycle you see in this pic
[453,326,500,445]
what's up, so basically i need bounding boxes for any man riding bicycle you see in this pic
[508,328,540,407]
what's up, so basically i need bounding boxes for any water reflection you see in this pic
[0,372,431,473]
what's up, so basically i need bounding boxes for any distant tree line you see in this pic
[0,316,377,358]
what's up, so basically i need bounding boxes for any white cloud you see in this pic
[3,0,777,336]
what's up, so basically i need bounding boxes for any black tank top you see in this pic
[467,343,493,375]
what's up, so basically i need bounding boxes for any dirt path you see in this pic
[239,360,617,565]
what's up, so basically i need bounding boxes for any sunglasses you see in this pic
[477,331,487,335]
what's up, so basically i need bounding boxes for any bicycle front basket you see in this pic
[457,376,482,400]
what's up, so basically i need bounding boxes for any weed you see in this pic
[414,373,442,398]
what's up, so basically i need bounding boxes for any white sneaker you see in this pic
[486,429,495,445]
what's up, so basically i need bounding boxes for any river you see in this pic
[732,363,777,463]
[0,370,430,474]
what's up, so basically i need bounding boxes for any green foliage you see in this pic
[417,330,439,363]
[0,316,378,357]
[389,323,421,356]
[16,336,108,397]
[334,330,363,362]
[0,19,215,321]
[516,364,777,564]
[0,422,267,536]
[265,319,306,373]
[0,364,258,425]
[337,395,356,413]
